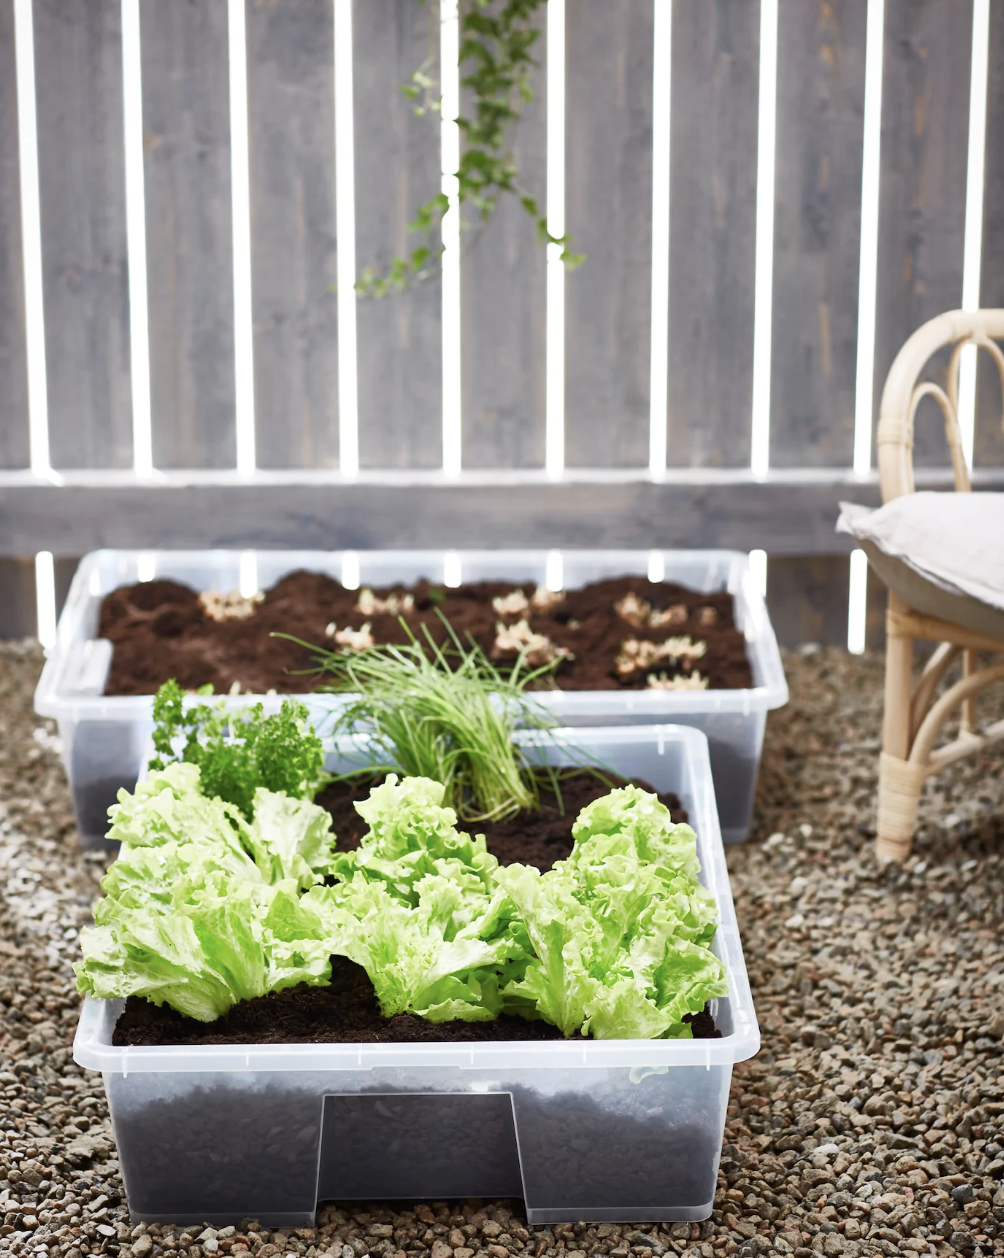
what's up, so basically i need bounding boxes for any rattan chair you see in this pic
[863,309,1004,860]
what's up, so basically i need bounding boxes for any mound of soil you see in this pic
[99,571,752,696]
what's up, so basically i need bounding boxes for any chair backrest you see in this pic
[877,309,1004,502]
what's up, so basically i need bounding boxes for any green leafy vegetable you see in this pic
[75,762,337,1021]
[149,680,326,820]
[308,776,528,1022]
[495,785,728,1039]
[78,767,728,1038]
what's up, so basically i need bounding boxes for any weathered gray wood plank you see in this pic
[34,0,131,470]
[460,9,547,469]
[769,0,866,468]
[354,0,442,470]
[0,558,36,639]
[667,0,760,468]
[766,555,849,647]
[975,0,1004,469]
[565,0,653,468]
[247,0,339,470]
[14,471,1004,556]
[873,0,972,469]
[141,0,236,469]
[0,0,29,470]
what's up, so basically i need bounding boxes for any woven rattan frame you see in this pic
[875,309,1004,860]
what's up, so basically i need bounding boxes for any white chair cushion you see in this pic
[837,492,1004,641]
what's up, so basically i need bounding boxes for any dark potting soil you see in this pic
[113,958,720,1047]
[99,571,752,696]
[317,767,688,873]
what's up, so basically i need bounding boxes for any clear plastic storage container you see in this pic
[73,724,760,1226]
[36,549,787,847]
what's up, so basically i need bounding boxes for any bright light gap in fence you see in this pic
[35,551,56,650]
[749,0,778,480]
[334,0,359,477]
[341,551,360,591]
[440,0,462,477]
[853,0,886,476]
[958,0,990,471]
[121,0,153,477]
[647,550,665,584]
[847,549,868,655]
[228,0,256,476]
[545,0,566,479]
[545,549,563,592]
[749,550,768,600]
[443,550,462,588]
[239,550,258,599]
[13,0,51,478]
[648,0,671,478]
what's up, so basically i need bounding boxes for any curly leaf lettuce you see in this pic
[310,775,529,1022]
[495,786,728,1039]
[75,763,336,1020]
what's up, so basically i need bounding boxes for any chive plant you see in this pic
[291,620,564,822]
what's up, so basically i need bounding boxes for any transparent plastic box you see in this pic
[73,724,760,1226]
[36,548,787,848]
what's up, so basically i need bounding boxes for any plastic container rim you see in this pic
[72,722,760,1075]
[36,548,788,720]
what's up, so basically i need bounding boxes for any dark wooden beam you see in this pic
[2,468,1000,557]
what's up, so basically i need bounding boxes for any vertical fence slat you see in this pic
[354,0,442,470]
[34,0,132,470]
[564,0,653,469]
[873,0,972,469]
[0,558,37,639]
[666,0,759,469]
[769,0,866,469]
[142,0,236,469]
[766,555,850,648]
[975,0,1004,469]
[0,0,29,470]
[460,13,547,470]
[246,0,338,470]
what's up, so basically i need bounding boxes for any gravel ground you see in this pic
[1,641,1003,1258]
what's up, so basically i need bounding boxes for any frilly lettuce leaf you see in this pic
[308,774,528,1022]
[495,786,727,1039]
[75,763,337,1020]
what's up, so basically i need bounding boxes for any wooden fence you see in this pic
[1,0,1004,647]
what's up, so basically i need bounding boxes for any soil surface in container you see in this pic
[318,768,688,872]
[113,962,721,1046]
[99,572,752,696]
[112,769,720,1047]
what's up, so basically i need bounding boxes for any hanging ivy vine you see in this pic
[357,0,582,297]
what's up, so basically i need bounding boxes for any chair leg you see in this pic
[877,595,921,860]
[877,751,926,862]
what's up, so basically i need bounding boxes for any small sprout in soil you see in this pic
[325,622,375,651]
[355,587,415,617]
[492,589,531,618]
[647,671,709,691]
[651,603,689,628]
[615,635,707,679]
[530,585,565,612]
[198,588,264,622]
[696,605,719,626]
[492,619,573,668]
[615,592,688,629]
